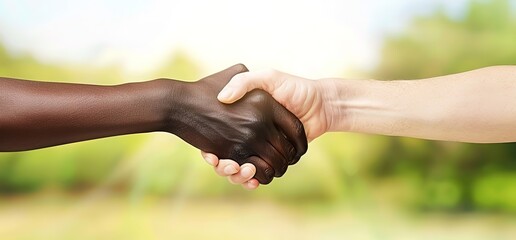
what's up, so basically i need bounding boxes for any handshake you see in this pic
[163,64,308,185]
[0,63,324,187]
[4,63,509,189]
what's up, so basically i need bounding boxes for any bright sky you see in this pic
[0,0,470,77]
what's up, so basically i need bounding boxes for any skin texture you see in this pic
[205,65,516,189]
[0,64,307,184]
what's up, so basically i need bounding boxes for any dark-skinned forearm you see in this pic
[0,77,175,151]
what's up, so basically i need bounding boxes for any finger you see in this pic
[201,151,219,167]
[245,156,275,184]
[269,130,296,165]
[214,159,240,176]
[202,64,249,86]
[258,142,289,178]
[242,179,260,190]
[218,70,279,104]
[227,163,256,184]
[272,102,308,164]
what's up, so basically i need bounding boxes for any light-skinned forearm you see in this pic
[323,66,516,143]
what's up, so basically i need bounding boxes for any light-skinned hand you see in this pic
[201,69,334,189]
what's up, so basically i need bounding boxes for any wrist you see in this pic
[129,79,184,133]
[316,78,357,132]
[320,78,410,135]
[153,79,198,134]
[149,79,186,133]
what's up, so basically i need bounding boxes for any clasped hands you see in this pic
[168,64,308,184]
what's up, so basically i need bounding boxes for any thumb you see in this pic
[217,70,274,104]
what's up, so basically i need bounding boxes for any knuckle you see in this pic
[230,73,244,83]
[244,90,270,106]
[275,164,288,177]
[239,128,263,145]
[264,167,275,181]
[255,166,274,184]
[242,127,258,139]
[229,144,252,163]
[262,69,280,91]
[227,176,238,185]
[231,175,245,184]
[287,146,297,164]
[263,68,279,77]
[216,168,227,176]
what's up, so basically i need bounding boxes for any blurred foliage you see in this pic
[0,44,123,84]
[0,0,516,215]
[375,0,516,79]
[153,50,202,81]
[371,0,516,212]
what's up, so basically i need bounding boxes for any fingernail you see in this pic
[241,167,253,177]
[224,165,237,175]
[217,87,233,101]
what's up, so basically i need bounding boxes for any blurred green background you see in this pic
[1,0,516,239]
